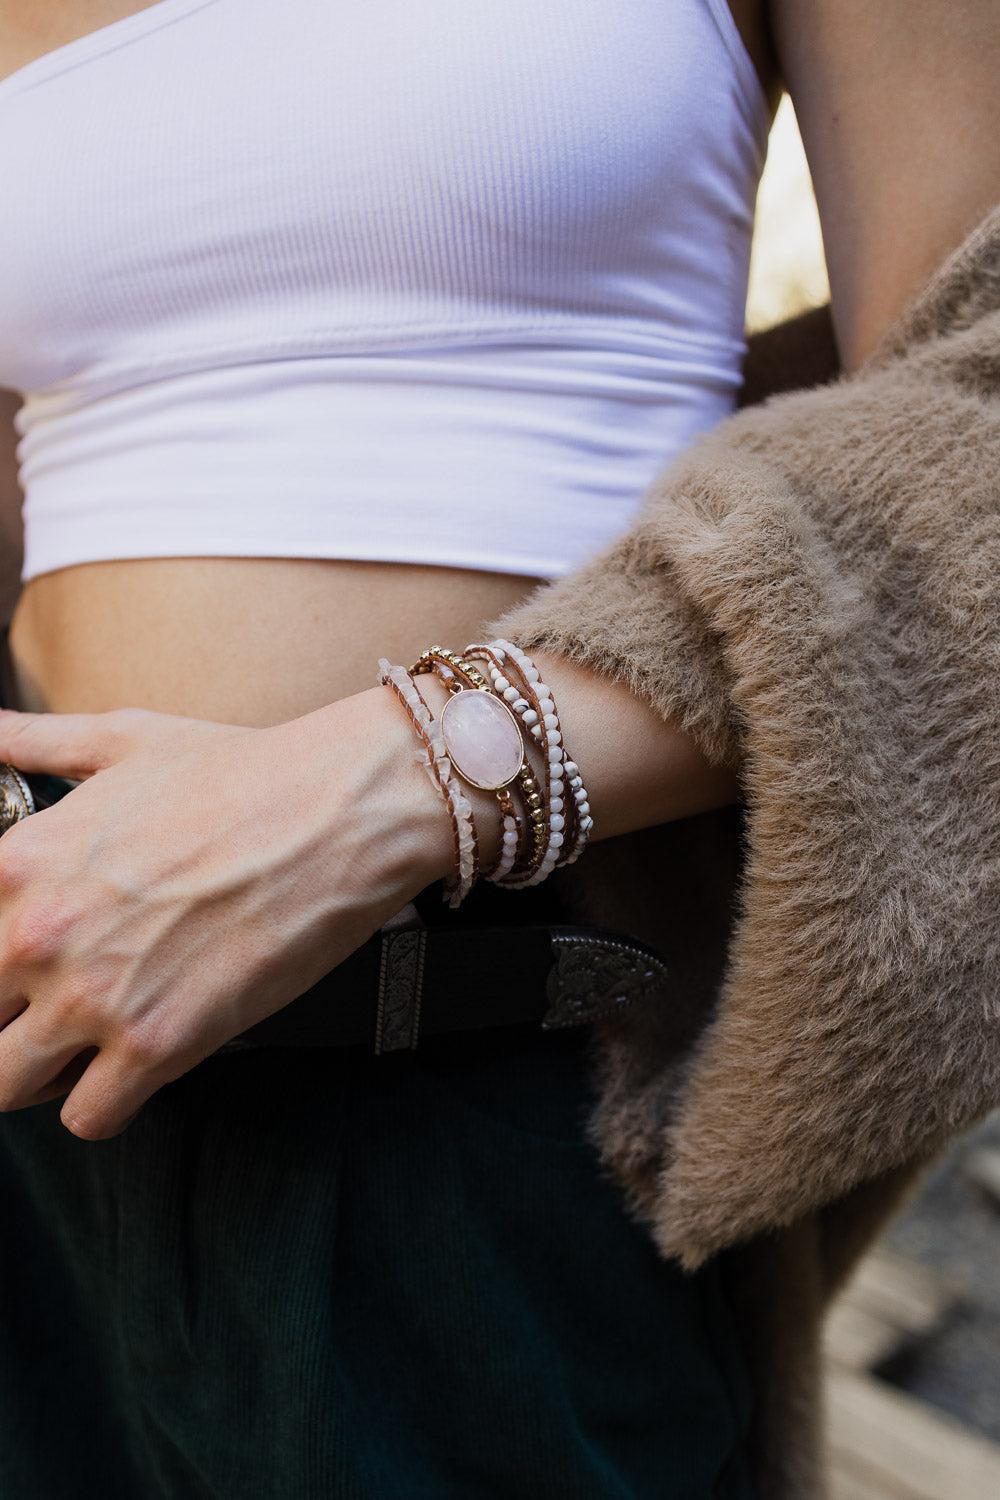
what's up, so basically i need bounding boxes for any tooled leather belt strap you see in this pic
[214,922,671,1056]
[0,762,671,1057]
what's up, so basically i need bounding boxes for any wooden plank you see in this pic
[829,1451,912,1500]
[963,1146,1000,1206]
[825,1247,960,1375]
[826,1370,1000,1499]
[844,1250,959,1336]
[824,1299,906,1373]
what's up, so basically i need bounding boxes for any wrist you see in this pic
[344,683,461,896]
[405,669,504,875]
[274,685,457,911]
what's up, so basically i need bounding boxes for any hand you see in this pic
[0,689,452,1139]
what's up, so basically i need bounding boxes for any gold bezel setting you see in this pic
[439,689,525,791]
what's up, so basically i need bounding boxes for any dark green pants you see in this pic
[0,1012,756,1498]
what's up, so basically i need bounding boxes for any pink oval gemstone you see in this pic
[439,690,524,790]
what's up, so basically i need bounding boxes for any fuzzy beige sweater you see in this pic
[489,198,1000,1497]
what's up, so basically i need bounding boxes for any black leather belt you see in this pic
[215,920,671,1056]
[1,764,671,1056]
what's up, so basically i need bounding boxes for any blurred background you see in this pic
[746,94,829,334]
[748,96,1000,1500]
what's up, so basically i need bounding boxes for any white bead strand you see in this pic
[462,641,554,885]
[558,758,594,865]
[411,645,545,885]
[490,806,521,880]
[470,640,563,886]
[486,639,594,875]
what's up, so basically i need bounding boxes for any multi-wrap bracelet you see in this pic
[410,646,548,884]
[377,657,479,908]
[377,641,593,906]
[464,640,579,884]
[465,639,593,875]
[409,649,524,879]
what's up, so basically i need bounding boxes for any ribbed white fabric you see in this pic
[0,0,769,583]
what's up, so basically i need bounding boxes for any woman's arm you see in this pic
[406,652,744,874]
[769,0,1000,372]
[474,0,1000,853]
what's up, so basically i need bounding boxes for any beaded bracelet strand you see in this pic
[464,639,592,884]
[379,641,593,903]
[417,645,547,882]
[406,668,484,890]
[411,646,549,883]
[462,642,561,887]
[377,658,478,908]
[489,638,593,867]
[413,649,525,880]
[445,646,549,884]
[486,784,523,881]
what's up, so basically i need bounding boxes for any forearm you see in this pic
[527,647,742,836]
[0,635,742,1135]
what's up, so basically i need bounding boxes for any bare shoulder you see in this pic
[767,0,1000,367]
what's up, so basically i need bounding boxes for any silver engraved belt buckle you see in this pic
[541,930,670,1030]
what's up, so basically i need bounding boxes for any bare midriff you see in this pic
[0,0,771,723]
[6,559,539,723]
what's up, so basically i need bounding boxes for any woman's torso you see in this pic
[0,0,774,725]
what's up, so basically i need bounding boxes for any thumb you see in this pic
[0,706,146,780]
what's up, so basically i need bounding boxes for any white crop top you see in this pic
[0,0,769,584]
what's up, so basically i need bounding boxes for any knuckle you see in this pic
[117,1009,196,1077]
[43,985,98,1034]
[90,707,159,769]
[3,902,61,967]
[0,830,36,892]
[117,1020,169,1070]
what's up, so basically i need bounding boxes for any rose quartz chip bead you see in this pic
[377,658,477,908]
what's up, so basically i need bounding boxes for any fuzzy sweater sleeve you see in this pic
[488,201,1000,1269]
